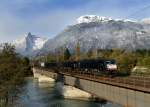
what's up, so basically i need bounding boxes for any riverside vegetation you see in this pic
[0,43,32,106]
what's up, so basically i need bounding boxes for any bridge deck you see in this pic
[34,67,150,107]
[60,71,150,93]
[36,67,150,93]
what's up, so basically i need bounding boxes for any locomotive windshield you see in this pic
[105,60,116,64]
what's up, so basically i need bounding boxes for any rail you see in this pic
[61,71,150,93]
[34,67,150,93]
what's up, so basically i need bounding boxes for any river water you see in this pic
[14,77,122,107]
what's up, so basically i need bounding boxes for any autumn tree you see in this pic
[86,49,93,58]
[93,49,98,59]
[75,42,80,61]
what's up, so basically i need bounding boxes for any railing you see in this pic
[34,66,150,92]
[60,69,150,92]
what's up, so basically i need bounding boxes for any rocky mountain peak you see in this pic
[13,32,48,56]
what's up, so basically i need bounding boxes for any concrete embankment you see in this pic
[33,68,55,83]
[63,85,92,100]
[38,75,55,83]
[55,82,93,101]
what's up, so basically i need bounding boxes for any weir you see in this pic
[33,67,150,107]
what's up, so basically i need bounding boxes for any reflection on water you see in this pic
[15,77,122,107]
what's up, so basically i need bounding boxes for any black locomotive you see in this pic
[62,59,117,73]
[40,59,117,74]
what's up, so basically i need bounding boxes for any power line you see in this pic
[125,4,150,19]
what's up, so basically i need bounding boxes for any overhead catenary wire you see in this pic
[125,4,150,19]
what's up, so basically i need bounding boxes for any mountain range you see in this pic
[42,15,150,53]
[13,15,150,56]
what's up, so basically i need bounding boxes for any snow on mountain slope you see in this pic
[41,15,150,54]
[77,15,113,24]
[76,15,135,24]
[13,32,48,56]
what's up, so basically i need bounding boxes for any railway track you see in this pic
[60,70,150,93]
[35,67,150,92]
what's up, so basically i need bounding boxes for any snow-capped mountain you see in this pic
[77,15,113,24]
[13,32,48,56]
[76,15,135,24]
[41,15,150,54]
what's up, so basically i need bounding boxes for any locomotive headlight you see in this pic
[40,62,45,67]
[107,64,117,70]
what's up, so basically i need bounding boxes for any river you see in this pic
[14,77,122,107]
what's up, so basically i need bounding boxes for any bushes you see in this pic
[137,56,150,68]
[115,53,137,74]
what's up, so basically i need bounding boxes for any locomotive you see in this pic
[40,59,117,74]
[62,59,117,73]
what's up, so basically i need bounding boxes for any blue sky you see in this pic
[1,0,150,43]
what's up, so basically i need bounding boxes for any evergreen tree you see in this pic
[64,48,71,60]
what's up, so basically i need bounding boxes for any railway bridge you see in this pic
[33,67,150,107]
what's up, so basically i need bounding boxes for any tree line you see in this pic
[35,43,150,75]
[0,43,32,106]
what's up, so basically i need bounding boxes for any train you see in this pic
[39,59,117,74]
